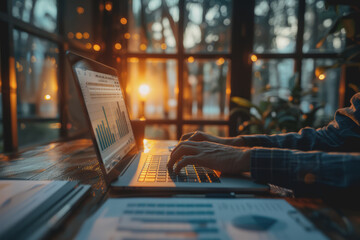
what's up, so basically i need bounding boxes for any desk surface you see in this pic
[0,139,360,240]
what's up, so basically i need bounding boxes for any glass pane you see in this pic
[128,0,179,53]
[254,0,298,53]
[184,58,230,120]
[64,0,98,50]
[183,125,228,137]
[184,0,232,53]
[14,30,60,148]
[12,0,58,33]
[65,63,89,137]
[145,124,177,140]
[301,59,340,121]
[127,59,178,119]
[252,59,296,105]
[303,0,349,53]
[18,121,60,147]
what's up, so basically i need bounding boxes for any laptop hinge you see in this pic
[118,153,140,177]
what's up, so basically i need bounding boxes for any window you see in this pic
[12,0,58,33]
[0,0,100,152]
[14,30,60,147]
[122,0,233,139]
[252,0,347,130]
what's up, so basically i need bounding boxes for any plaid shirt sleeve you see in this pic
[241,93,360,152]
[250,147,360,192]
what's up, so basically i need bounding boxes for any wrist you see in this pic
[228,137,245,146]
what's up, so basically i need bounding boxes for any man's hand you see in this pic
[167,141,251,175]
[180,131,245,146]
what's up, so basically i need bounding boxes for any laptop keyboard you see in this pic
[138,155,221,183]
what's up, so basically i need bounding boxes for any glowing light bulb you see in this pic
[139,84,150,99]
[93,44,101,52]
[251,54,258,62]
[120,18,127,25]
[115,43,122,50]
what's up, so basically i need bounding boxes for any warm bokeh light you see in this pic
[133,34,140,40]
[83,32,90,39]
[216,57,225,65]
[85,43,92,49]
[76,6,84,14]
[105,2,112,11]
[67,32,74,39]
[161,43,167,50]
[124,33,131,39]
[128,57,139,63]
[75,32,83,39]
[140,43,147,51]
[318,73,326,80]
[143,139,150,153]
[251,54,258,62]
[187,56,195,63]
[139,84,150,99]
[16,61,23,72]
[93,44,101,51]
[44,94,51,100]
[115,43,122,50]
[31,56,37,63]
[120,17,127,25]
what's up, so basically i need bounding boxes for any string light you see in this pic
[76,6,84,14]
[319,74,326,80]
[67,32,74,39]
[140,44,147,51]
[83,32,90,39]
[115,43,122,50]
[216,57,225,65]
[75,32,83,39]
[93,44,101,52]
[250,54,258,62]
[105,2,112,11]
[187,56,194,63]
[124,33,131,39]
[120,18,127,25]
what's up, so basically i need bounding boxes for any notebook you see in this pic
[67,51,268,193]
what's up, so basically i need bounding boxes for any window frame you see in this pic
[0,0,91,152]
[252,0,344,112]
[116,0,254,139]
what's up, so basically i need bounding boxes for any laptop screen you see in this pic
[74,67,136,173]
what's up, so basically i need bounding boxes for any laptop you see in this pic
[67,51,268,193]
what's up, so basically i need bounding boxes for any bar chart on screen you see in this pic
[75,68,135,172]
[91,101,130,152]
[95,103,130,151]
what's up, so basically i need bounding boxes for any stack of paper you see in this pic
[0,180,89,240]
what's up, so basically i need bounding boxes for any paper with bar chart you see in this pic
[75,68,135,172]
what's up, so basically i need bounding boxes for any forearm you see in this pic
[241,93,360,151]
[250,147,360,191]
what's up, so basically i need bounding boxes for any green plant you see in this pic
[316,1,360,91]
[230,81,323,135]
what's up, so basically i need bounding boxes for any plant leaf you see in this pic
[231,97,262,115]
[349,83,359,92]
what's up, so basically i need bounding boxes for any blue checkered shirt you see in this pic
[242,93,360,192]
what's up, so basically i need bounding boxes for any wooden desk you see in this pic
[1,139,359,240]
